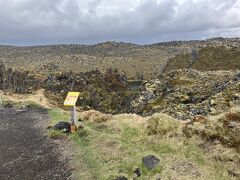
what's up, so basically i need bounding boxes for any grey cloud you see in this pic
[0,0,239,45]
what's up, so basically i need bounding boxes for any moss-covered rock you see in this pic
[133,69,240,119]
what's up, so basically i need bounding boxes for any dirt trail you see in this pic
[0,108,71,180]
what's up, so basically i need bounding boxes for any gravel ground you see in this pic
[0,108,71,180]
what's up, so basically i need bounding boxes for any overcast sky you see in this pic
[0,0,240,45]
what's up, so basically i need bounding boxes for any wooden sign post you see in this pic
[64,92,80,132]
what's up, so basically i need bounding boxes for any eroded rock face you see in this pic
[132,69,240,119]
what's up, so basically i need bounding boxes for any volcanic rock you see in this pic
[142,155,160,169]
[54,121,71,133]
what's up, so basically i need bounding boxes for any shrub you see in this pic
[2,99,14,108]
[23,101,45,109]
[79,110,113,123]
[77,127,90,137]
[225,112,240,122]
[48,129,67,139]
[146,113,181,136]
[183,111,240,148]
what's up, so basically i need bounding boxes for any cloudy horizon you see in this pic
[0,0,240,45]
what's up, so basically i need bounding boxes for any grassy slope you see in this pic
[164,46,240,72]
[2,39,239,80]
[48,110,236,180]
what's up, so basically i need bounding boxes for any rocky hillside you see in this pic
[0,37,239,79]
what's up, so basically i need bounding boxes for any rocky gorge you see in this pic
[1,62,239,121]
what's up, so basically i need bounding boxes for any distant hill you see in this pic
[0,37,239,79]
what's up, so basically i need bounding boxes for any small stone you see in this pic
[134,168,141,177]
[234,93,240,100]
[227,122,238,129]
[210,99,216,106]
[143,155,160,169]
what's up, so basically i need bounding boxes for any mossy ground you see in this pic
[48,109,238,180]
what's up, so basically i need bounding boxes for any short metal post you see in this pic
[0,94,2,109]
[73,105,77,125]
[71,106,77,126]
[0,96,2,108]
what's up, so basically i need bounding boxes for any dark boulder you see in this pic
[143,155,160,169]
[54,121,71,133]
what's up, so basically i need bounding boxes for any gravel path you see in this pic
[0,108,71,180]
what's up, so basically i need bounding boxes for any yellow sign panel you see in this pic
[64,92,80,106]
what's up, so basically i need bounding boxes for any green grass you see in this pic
[71,133,100,174]
[48,109,70,125]
[181,139,205,166]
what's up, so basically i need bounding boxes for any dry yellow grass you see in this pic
[79,110,113,123]
[1,89,54,109]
